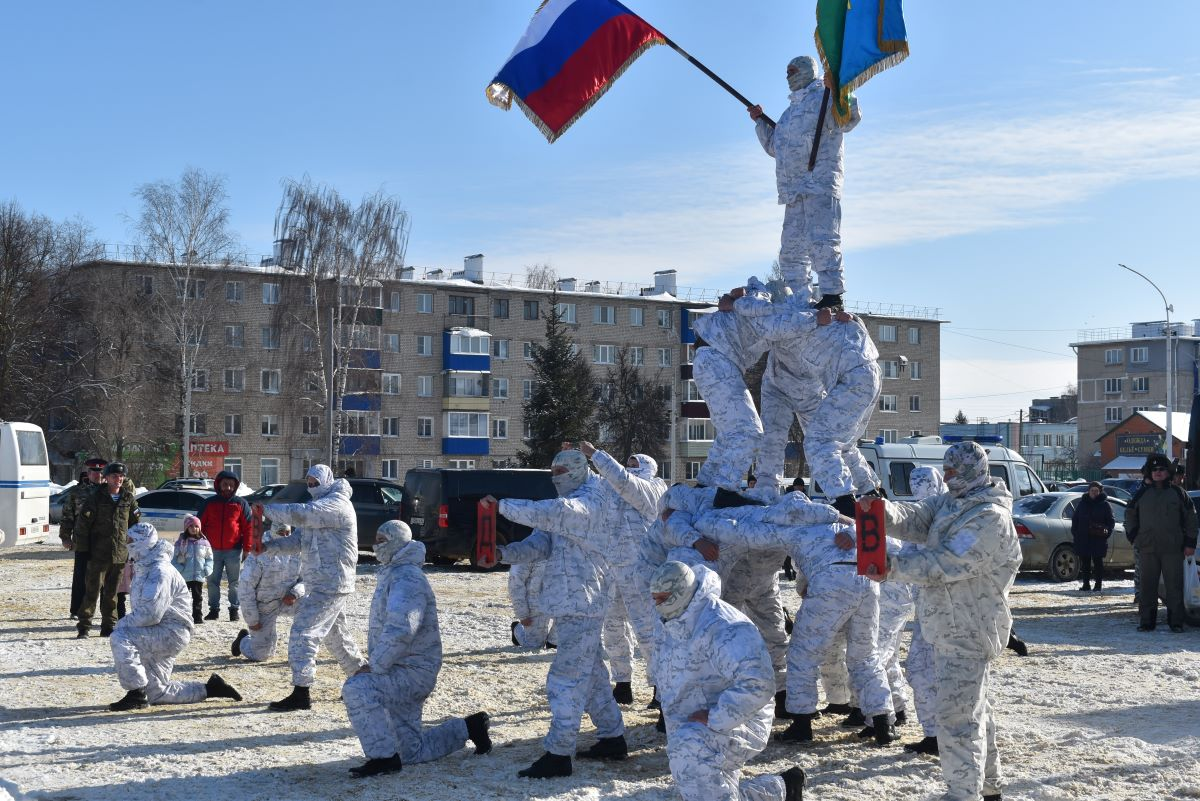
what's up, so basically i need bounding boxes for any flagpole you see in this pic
[807,87,830,171]
[658,35,776,127]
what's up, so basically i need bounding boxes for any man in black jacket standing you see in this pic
[1127,454,1198,632]
[74,462,140,638]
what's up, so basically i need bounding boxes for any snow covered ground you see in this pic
[2,536,1199,801]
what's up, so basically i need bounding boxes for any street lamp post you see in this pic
[1119,264,1174,457]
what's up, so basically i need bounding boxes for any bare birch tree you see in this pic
[524,262,557,290]
[131,167,237,475]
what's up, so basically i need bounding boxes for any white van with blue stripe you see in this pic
[0,422,51,547]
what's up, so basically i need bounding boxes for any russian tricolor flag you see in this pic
[486,0,666,143]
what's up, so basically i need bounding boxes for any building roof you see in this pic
[1101,456,1149,471]
[1096,410,1192,443]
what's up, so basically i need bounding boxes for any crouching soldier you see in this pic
[342,521,492,778]
[108,523,242,711]
[232,525,305,661]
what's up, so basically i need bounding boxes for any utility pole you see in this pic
[1119,264,1173,457]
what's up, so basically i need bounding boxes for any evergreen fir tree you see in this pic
[595,347,669,464]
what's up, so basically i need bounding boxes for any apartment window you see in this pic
[523,342,534,360]
[1132,376,1150,393]
[686,419,715,441]
[257,369,279,395]
[416,417,433,438]
[881,360,900,379]
[1104,378,1123,394]
[686,461,702,481]
[305,373,321,392]
[1105,406,1123,423]
[224,458,242,479]
[657,348,672,367]
[184,414,206,435]
[226,281,243,303]
[262,415,280,436]
[191,370,208,391]
[302,333,316,353]
[446,412,488,438]
[556,302,576,324]
[302,416,320,436]
[593,344,616,364]
[185,325,208,347]
[1132,405,1150,414]
[686,380,703,402]
[381,459,400,480]
[909,394,921,412]
[416,335,432,356]
[1131,346,1149,363]
[388,290,401,312]
[448,294,475,316]
[492,418,508,439]
[224,368,244,392]
[910,361,922,380]
[880,394,898,412]
[1042,434,1053,447]
[384,333,400,353]
[630,346,644,366]
[175,278,206,300]
[908,327,921,345]
[261,326,280,350]
[417,375,433,397]
[660,461,671,480]
[450,330,489,355]
[657,309,671,328]
[629,307,644,327]
[224,414,242,436]
[420,459,434,469]
[304,285,316,306]
[523,421,533,440]
[1104,348,1122,365]
[136,275,154,295]
[260,458,279,487]
[910,430,922,438]
[340,322,380,350]
[345,410,380,435]
[383,373,402,395]
[448,459,476,469]
[523,300,539,320]
[493,339,510,359]
[594,305,615,325]
[493,298,509,319]
[1055,435,1065,446]
[879,429,898,444]
[523,379,534,400]
[492,377,509,399]
[446,372,487,397]
[878,324,897,343]
[224,324,244,348]
[383,417,400,437]
[262,283,280,304]
[417,292,433,313]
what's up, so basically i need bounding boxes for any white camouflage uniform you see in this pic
[498,465,623,756]
[905,465,948,738]
[263,465,366,687]
[882,443,1022,800]
[508,557,556,649]
[343,527,470,763]
[110,524,207,705]
[754,56,861,302]
[237,534,305,662]
[656,562,785,801]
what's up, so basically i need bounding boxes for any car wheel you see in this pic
[1047,543,1080,582]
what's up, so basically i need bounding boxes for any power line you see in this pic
[943,329,1075,358]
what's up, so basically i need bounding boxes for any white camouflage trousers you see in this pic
[288,591,366,687]
[111,620,206,705]
[905,619,938,736]
[514,615,556,649]
[724,555,789,692]
[544,614,624,756]
[693,347,762,491]
[878,583,914,713]
[819,628,851,706]
[779,193,844,302]
[602,583,636,683]
[786,580,891,717]
[667,719,785,801]
[240,613,283,662]
[342,665,467,762]
[934,654,1000,800]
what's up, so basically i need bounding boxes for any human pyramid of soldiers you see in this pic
[62,58,1023,801]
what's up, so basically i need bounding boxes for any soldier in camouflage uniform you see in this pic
[749,55,861,309]
[903,465,948,755]
[508,557,556,649]
[864,442,1021,801]
[61,459,105,618]
[74,462,140,638]
[653,561,806,801]
[232,526,305,662]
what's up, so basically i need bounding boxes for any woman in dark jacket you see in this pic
[1071,482,1116,592]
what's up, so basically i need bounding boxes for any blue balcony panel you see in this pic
[340,436,381,456]
[341,394,381,412]
[441,437,490,456]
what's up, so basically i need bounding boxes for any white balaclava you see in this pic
[787,56,819,92]
[306,464,336,500]
[651,560,698,621]
[374,520,413,565]
[627,454,658,481]
[909,466,947,500]
[943,442,992,499]
[551,450,590,497]
[127,522,160,562]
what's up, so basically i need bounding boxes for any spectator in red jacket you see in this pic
[197,470,252,622]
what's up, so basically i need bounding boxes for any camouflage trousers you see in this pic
[724,554,789,692]
[694,347,761,491]
[288,591,365,687]
[342,665,467,762]
[819,628,852,706]
[514,614,555,649]
[933,654,1000,800]
[780,193,844,302]
[111,618,206,704]
[667,717,785,801]
[906,618,938,736]
[602,583,637,683]
[878,582,915,713]
[544,615,624,755]
[239,612,284,662]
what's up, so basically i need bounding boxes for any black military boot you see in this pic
[75,622,89,639]
[841,707,866,727]
[510,621,520,646]
[646,687,661,710]
[206,673,243,701]
[109,687,149,712]
[821,702,852,715]
[904,735,939,755]
[229,606,240,622]
[517,752,572,778]
[612,681,633,705]
[775,690,795,719]
[1006,632,1028,656]
[777,713,814,742]
[655,708,666,733]
[205,608,220,621]
[872,713,897,745]
[349,754,402,778]
[579,734,628,761]
[99,624,113,638]
[983,795,1002,801]
[781,766,806,801]
[269,685,311,711]
[894,708,907,726]
[813,293,843,310]
[232,628,249,657]
[465,711,492,754]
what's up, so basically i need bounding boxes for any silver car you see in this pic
[136,489,215,537]
[1013,492,1133,582]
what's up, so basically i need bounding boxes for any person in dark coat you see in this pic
[1070,482,1115,592]
[1126,454,1199,632]
[74,462,141,637]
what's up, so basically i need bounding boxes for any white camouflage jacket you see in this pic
[590,449,668,574]
[368,540,441,678]
[125,539,193,631]
[755,79,860,201]
[240,549,306,628]
[264,479,358,595]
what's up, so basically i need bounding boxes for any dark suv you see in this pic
[263,477,404,551]
[401,468,555,566]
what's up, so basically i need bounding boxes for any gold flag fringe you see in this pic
[813,16,909,127]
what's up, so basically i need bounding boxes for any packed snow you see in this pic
[2,535,1199,801]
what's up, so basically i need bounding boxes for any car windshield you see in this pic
[1012,495,1057,515]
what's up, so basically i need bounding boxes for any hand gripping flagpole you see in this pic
[657,34,776,128]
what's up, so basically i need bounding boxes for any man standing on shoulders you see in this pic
[198,469,253,622]
[74,462,140,639]
[61,458,107,619]
[1127,453,1198,632]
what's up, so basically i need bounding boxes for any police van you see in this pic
[0,421,52,547]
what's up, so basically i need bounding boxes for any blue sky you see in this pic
[4,1,1198,420]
